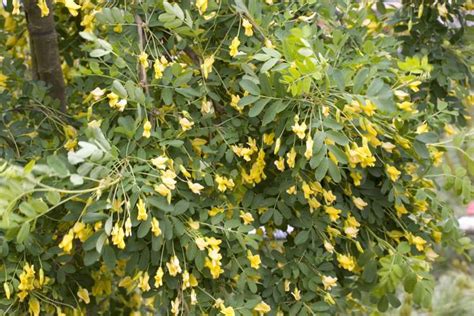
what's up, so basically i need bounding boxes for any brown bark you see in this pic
[24,0,67,112]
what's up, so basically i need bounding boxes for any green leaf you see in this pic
[47,155,69,177]
[17,222,30,243]
[248,99,270,117]
[239,79,261,95]
[294,230,310,245]
[353,68,369,93]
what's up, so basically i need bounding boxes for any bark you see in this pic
[24,0,67,112]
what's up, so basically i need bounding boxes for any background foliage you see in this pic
[0,0,473,315]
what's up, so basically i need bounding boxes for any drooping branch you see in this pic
[24,0,67,112]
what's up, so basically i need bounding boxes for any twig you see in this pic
[135,14,149,96]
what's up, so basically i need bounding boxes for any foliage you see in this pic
[0,0,473,315]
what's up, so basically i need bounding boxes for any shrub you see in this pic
[0,0,472,315]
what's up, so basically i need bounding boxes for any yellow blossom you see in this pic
[59,229,74,253]
[411,236,427,251]
[416,123,429,134]
[350,171,362,186]
[323,189,337,204]
[138,51,149,68]
[292,116,307,139]
[386,165,401,181]
[274,157,285,171]
[286,185,297,195]
[191,289,198,305]
[444,124,457,135]
[240,211,254,225]
[344,215,360,239]
[151,155,168,169]
[3,282,11,300]
[167,256,182,276]
[286,147,297,168]
[195,237,208,250]
[292,287,301,301]
[137,198,148,221]
[179,117,194,131]
[153,57,168,79]
[138,272,151,292]
[337,254,356,271]
[201,55,215,79]
[171,296,180,315]
[304,135,313,159]
[324,293,336,305]
[398,101,416,112]
[274,137,281,155]
[324,206,341,222]
[263,133,275,145]
[361,100,377,116]
[143,121,152,138]
[322,275,338,290]
[37,0,49,17]
[221,306,235,316]
[208,207,225,217]
[247,250,261,269]
[242,18,253,36]
[324,240,335,253]
[28,297,40,316]
[408,80,421,92]
[352,197,367,210]
[196,0,208,15]
[161,169,177,190]
[229,37,240,57]
[77,287,90,304]
[154,267,164,288]
[151,217,162,237]
[59,0,81,17]
[254,301,271,314]
[188,181,205,195]
[395,203,408,217]
[215,175,235,192]
[111,223,126,249]
[230,94,242,113]
[381,142,396,153]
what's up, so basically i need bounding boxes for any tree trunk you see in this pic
[24,0,66,112]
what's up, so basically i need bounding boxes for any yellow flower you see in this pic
[411,236,427,251]
[254,301,271,315]
[143,121,152,138]
[179,117,194,131]
[191,288,198,305]
[161,169,177,190]
[60,0,82,17]
[361,100,377,116]
[37,0,49,17]
[137,198,148,221]
[344,215,360,239]
[154,267,164,288]
[59,229,74,254]
[292,287,301,301]
[151,155,168,169]
[113,24,123,33]
[381,142,396,153]
[215,175,235,192]
[274,137,281,154]
[138,51,149,68]
[77,287,90,304]
[0,73,8,88]
[444,124,457,135]
[221,306,235,316]
[167,256,182,276]
[286,185,297,195]
[324,240,335,253]
[230,94,242,113]
[408,80,421,92]
[188,181,205,195]
[247,250,261,269]
[324,293,336,305]
[138,271,151,292]
[322,275,337,290]
[352,197,367,210]
[395,203,408,217]
[240,211,254,225]
[171,296,181,316]
[3,282,11,300]
[111,223,126,249]
[154,184,172,202]
[229,37,240,57]
[107,92,119,108]
[337,254,356,271]
[153,57,168,79]
[324,206,341,222]
[201,55,215,79]
[304,135,313,159]
[397,101,416,112]
[286,147,297,168]
[323,189,336,204]
[28,297,40,316]
[292,116,307,139]
[196,0,208,15]
[242,18,253,36]
[263,133,275,145]
[274,157,285,171]
[416,123,429,134]
[12,0,21,15]
[151,217,162,237]
[386,165,401,181]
